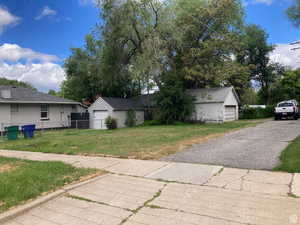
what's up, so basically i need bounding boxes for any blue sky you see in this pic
[0,0,299,91]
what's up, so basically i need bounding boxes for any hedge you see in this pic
[239,106,274,119]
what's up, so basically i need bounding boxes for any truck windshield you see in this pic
[278,103,294,107]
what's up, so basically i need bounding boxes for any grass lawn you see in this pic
[0,120,261,159]
[274,136,300,173]
[0,157,97,213]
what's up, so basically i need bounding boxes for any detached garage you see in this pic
[88,97,144,129]
[187,87,240,123]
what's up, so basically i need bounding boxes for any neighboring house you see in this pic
[0,86,84,131]
[89,97,145,129]
[187,87,240,122]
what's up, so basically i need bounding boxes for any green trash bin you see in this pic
[5,126,19,140]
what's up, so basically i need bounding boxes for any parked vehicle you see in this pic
[274,100,299,120]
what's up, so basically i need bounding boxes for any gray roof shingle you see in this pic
[102,97,144,111]
[0,86,79,104]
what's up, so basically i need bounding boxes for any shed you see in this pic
[88,97,145,129]
[187,87,240,122]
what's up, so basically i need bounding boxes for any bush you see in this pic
[105,116,118,129]
[239,105,274,119]
[125,109,137,127]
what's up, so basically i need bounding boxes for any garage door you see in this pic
[224,106,236,121]
[93,111,108,129]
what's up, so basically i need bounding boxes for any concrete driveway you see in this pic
[163,120,300,170]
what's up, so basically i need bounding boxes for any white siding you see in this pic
[0,104,11,131]
[111,111,127,128]
[0,103,76,131]
[223,90,239,121]
[135,111,144,125]
[193,103,224,122]
[111,110,145,128]
[88,98,113,129]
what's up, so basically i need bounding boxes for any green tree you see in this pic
[287,0,300,27]
[63,34,141,101]
[154,74,195,124]
[269,69,300,104]
[236,25,283,104]
[0,77,36,90]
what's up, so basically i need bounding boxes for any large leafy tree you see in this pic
[62,34,141,101]
[236,25,283,104]
[269,69,300,104]
[0,77,36,90]
[287,0,300,27]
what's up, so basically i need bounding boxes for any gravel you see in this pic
[163,120,300,170]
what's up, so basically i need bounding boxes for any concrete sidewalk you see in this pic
[1,150,300,225]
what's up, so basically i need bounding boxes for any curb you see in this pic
[0,173,108,224]
[0,190,65,224]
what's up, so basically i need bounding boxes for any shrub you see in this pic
[125,109,137,127]
[239,105,274,119]
[105,116,118,129]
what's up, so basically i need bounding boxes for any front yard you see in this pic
[0,157,97,213]
[274,135,300,173]
[0,121,261,159]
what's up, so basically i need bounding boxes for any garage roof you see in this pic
[187,87,239,104]
[102,97,144,111]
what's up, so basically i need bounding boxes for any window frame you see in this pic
[40,104,49,120]
[11,104,19,113]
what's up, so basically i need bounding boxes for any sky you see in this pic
[0,0,299,92]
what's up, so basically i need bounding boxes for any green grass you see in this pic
[0,157,96,213]
[274,136,300,173]
[0,121,261,159]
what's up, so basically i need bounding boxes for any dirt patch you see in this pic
[134,133,227,160]
[0,163,18,173]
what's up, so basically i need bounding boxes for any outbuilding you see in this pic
[187,87,240,122]
[88,97,145,129]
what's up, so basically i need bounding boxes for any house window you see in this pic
[11,104,19,113]
[41,104,49,120]
[72,105,77,113]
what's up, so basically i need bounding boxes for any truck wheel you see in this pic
[294,115,299,120]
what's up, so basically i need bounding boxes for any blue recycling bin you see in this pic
[22,125,36,139]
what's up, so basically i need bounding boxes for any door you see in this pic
[224,106,237,121]
[93,111,108,129]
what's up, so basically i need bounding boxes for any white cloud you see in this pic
[0,5,20,33]
[252,0,274,5]
[270,43,300,69]
[0,43,64,91]
[0,43,59,63]
[79,0,98,6]
[35,6,57,20]
[0,62,65,91]
[243,0,292,6]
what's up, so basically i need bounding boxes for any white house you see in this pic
[89,97,145,129]
[0,86,84,131]
[188,87,240,122]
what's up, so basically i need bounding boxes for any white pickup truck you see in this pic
[274,100,299,120]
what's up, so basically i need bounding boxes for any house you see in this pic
[187,87,240,122]
[88,97,145,129]
[0,86,84,131]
